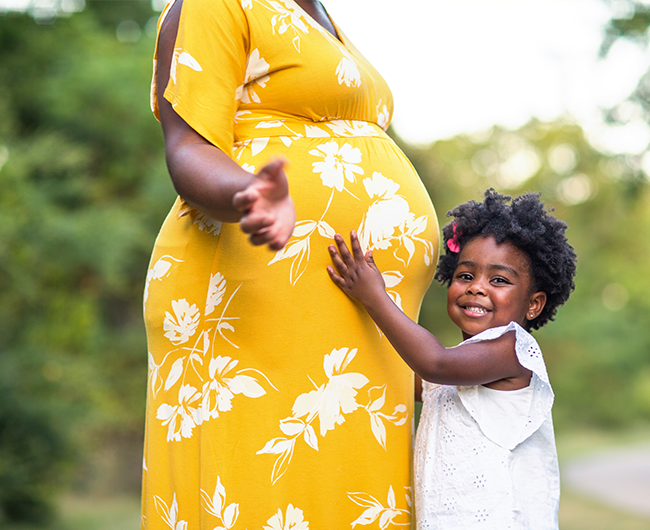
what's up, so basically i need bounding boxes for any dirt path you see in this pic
[561,444,650,519]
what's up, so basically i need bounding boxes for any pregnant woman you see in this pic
[142,1,438,528]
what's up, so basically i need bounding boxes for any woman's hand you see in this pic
[233,159,296,251]
[327,231,386,307]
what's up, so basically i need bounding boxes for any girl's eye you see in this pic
[457,273,473,281]
[492,277,510,285]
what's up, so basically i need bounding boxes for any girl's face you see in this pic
[447,235,547,340]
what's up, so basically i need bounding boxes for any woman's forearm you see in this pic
[156,0,254,223]
[165,137,255,222]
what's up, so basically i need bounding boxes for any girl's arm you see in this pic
[327,232,530,387]
[156,0,295,250]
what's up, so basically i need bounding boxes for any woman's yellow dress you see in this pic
[143,1,438,528]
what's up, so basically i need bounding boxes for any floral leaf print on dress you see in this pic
[144,255,183,304]
[366,385,407,449]
[268,219,335,285]
[263,504,310,530]
[310,140,363,193]
[336,50,362,88]
[153,274,274,441]
[357,173,434,267]
[236,48,270,104]
[154,493,189,530]
[267,141,364,285]
[258,347,407,484]
[170,49,202,84]
[201,476,240,529]
[156,384,203,442]
[145,0,438,524]
[164,299,201,345]
[348,486,411,529]
[267,0,310,53]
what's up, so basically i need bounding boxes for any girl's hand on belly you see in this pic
[233,158,296,251]
[327,231,387,307]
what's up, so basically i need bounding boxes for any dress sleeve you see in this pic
[456,322,555,450]
[163,0,249,154]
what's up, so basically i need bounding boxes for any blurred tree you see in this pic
[0,8,174,523]
[397,117,650,430]
[2,0,650,525]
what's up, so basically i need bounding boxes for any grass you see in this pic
[3,496,141,530]
[4,426,650,530]
[557,424,650,530]
[559,490,650,530]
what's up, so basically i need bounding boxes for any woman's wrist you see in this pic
[168,143,256,223]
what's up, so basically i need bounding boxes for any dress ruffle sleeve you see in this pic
[456,322,554,450]
[162,0,249,154]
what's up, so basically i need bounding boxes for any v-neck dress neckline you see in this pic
[284,0,346,47]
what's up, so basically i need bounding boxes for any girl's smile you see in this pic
[447,235,547,340]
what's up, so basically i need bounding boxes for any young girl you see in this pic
[327,189,576,529]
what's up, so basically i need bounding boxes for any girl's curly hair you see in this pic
[435,189,577,330]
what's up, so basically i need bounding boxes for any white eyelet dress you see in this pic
[414,322,560,529]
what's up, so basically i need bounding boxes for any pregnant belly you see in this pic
[231,130,439,320]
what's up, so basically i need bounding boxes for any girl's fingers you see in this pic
[327,265,346,289]
[365,250,376,268]
[349,230,365,261]
[328,244,347,275]
[334,234,354,266]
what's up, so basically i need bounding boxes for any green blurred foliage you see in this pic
[398,118,650,430]
[1,0,650,525]
[0,7,174,523]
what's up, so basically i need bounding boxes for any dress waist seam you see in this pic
[233,118,389,144]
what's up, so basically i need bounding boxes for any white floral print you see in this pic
[205,272,227,316]
[144,0,438,525]
[170,49,202,84]
[377,100,390,131]
[267,0,310,52]
[366,385,408,449]
[236,49,271,104]
[144,255,182,304]
[152,271,274,440]
[163,299,200,345]
[201,476,240,529]
[154,493,189,530]
[310,140,364,192]
[263,504,310,530]
[258,347,407,484]
[268,219,335,285]
[193,212,222,235]
[295,347,369,435]
[200,356,266,420]
[357,173,434,267]
[336,54,362,88]
[326,120,379,138]
[348,486,411,529]
[156,384,203,442]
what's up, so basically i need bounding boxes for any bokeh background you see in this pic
[1,0,650,528]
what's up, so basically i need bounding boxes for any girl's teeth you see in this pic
[466,306,487,314]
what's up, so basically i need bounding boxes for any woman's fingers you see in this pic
[240,211,273,234]
[233,188,259,211]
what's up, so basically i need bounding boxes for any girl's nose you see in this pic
[466,278,487,296]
